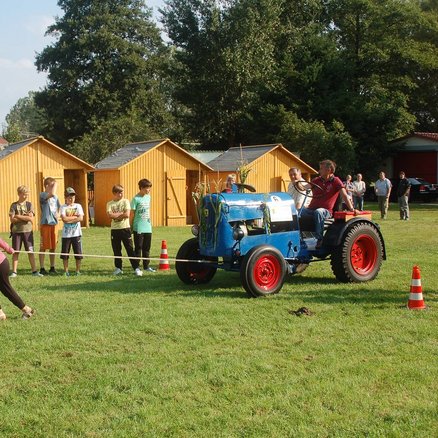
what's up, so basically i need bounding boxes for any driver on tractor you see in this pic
[300,159,358,248]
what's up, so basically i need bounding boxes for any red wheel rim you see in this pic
[350,234,377,275]
[253,255,281,290]
[188,261,213,281]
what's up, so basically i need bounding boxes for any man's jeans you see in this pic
[398,195,409,220]
[300,207,332,240]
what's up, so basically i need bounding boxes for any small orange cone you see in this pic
[159,240,170,271]
[407,265,426,310]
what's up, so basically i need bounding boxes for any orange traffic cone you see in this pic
[407,265,426,310]
[159,240,170,271]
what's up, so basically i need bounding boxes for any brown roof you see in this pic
[391,132,438,143]
[413,132,438,141]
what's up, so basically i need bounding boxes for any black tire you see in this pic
[331,222,383,283]
[240,245,287,297]
[175,238,218,285]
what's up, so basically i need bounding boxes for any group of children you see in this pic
[0,177,155,321]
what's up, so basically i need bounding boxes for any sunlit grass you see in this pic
[1,203,437,437]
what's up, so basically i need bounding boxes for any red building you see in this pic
[390,132,438,183]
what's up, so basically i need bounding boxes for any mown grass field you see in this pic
[1,203,437,437]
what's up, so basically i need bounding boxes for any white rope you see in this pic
[14,250,217,264]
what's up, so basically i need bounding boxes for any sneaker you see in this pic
[75,271,81,276]
[0,309,6,321]
[22,306,35,320]
[64,272,70,277]
[32,271,44,277]
[145,267,156,272]
[9,272,17,278]
[39,268,48,276]
[49,267,57,275]
[113,268,123,275]
[134,268,143,277]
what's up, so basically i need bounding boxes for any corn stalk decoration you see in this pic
[192,181,222,249]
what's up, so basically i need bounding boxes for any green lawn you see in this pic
[1,203,437,437]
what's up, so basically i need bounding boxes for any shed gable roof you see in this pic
[207,144,317,174]
[0,136,94,169]
[95,139,163,169]
[208,144,279,171]
[94,138,213,170]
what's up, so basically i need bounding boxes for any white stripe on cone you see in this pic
[409,293,424,300]
[411,279,421,287]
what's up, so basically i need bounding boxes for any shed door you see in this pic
[166,170,186,226]
[42,169,65,197]
[281,173,291,192]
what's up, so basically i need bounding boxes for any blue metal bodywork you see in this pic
[198,192,311,267]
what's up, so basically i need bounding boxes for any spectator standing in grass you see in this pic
[352,173,366,211]
[0,237,35,321]
[39,177,61,275]
[342,174,354,210]
[287,167,310,209]
[374,171,392,219]
[9,185,42,277]
[131,179,156,273]
[60,187,84,276]
[397,171,411,221]
[107,184,143,276]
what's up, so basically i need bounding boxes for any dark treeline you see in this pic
[4,0,438,178]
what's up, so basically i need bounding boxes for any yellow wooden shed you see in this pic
[206,143,317,192]
[93,138,213,227]
[0,136,95,233]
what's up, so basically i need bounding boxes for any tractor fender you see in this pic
[324,218,386,260]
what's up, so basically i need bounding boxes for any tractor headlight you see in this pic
[191,225,199,236]
[233,225,247,241]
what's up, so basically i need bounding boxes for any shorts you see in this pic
[11,232,35,252]
[40,224,59,250]
[60,236,83,260]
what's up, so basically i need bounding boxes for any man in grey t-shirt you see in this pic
[374,171,392,219]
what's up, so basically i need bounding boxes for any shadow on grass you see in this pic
[41,270,248,299]
[40,268,404,305]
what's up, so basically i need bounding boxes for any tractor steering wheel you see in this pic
[293,180,325,199]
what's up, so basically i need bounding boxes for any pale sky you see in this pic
[0,0,164,131]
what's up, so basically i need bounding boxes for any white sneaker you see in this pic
[0,309,6,321]
[145,267,156,272]
[134,268,143,276]
[113,268,123,275]
[32,271,44,277]
[9,272,17,278]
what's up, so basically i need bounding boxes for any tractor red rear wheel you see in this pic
[331,222,383,282]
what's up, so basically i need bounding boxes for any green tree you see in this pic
[161,0,280,148]
[35,0,170,158]
[258,0,436,175]
[3,92,47,143]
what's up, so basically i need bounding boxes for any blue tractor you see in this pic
[176,188,386,297]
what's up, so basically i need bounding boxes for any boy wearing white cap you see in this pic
[60,187,84,276]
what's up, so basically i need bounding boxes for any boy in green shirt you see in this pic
[131,179,155,272]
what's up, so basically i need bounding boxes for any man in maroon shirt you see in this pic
[301,160,357,248]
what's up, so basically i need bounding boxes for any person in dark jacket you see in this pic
[397,171,411,220]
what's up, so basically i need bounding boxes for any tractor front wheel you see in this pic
[331,222,383,282]
[241,245,287,297]
[176,238,218,285]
